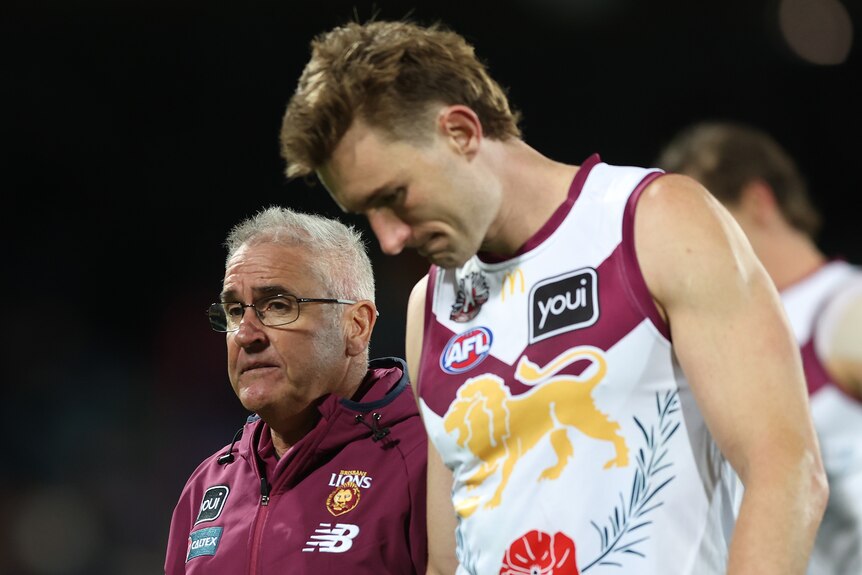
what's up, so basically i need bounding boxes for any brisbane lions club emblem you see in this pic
[451,270,490,322]
[326,482,361,516]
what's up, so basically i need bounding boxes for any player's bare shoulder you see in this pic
[638,172,720,218]
[634,172,757,309]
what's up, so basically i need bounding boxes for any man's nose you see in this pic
[367,209,411,256]
[232,308,268,347]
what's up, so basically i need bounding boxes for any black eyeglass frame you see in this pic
[207,294,357,332]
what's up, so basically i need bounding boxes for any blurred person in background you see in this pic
[657,120,862,575]
[279,19,827,575]
[164,206,427,574]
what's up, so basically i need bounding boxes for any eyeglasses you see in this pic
[208,294,357,332]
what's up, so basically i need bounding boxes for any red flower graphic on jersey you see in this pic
[499,530,579,575]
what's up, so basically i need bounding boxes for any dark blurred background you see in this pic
[3,0,859,573]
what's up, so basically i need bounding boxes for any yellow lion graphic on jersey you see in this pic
[443,346,628,517]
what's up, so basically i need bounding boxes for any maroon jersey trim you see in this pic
[620,171,670,341]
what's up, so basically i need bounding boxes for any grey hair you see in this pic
[224,206,375,302]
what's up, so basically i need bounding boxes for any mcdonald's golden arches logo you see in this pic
[501,268,525,301]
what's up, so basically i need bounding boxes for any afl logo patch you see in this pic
[440,327,493,374]
[195,485,229,525]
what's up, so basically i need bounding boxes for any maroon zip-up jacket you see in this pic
[165,357,427,574]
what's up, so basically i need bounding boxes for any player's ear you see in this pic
[437,105,482,157]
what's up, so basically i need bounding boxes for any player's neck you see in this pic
[753,229,827,291]
[484,140,578,254]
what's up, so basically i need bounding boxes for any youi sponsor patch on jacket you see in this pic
[439,327,493,374]
[529,268,598,342]
[195,485,229,524]
[186,526,223,562]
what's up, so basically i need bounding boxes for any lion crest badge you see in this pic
[451,269,490,322]
[326,482,361,516]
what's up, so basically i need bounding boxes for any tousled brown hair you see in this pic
[280,19,522,179]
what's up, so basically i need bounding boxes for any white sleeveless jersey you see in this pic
[417,156,741,575]
[781,260,862,575]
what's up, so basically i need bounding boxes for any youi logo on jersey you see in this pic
[529,268,598,343]
[440,327,493,374]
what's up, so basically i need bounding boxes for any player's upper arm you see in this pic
[634,173,818,481]
[404,275,459,573]
[426,439,459,575]
[406,274,429,400]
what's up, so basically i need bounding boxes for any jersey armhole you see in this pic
[620,171,671,341]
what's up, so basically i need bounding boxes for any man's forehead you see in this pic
[221,255,312,299]
[316,163,393,215]
[316,120,405,211]
[225,243,311,276]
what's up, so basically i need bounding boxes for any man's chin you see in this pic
[428,252,469,269]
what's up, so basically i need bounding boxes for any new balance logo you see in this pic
[302,523,360,553]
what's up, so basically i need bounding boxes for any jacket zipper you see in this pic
[248,475,271,574]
